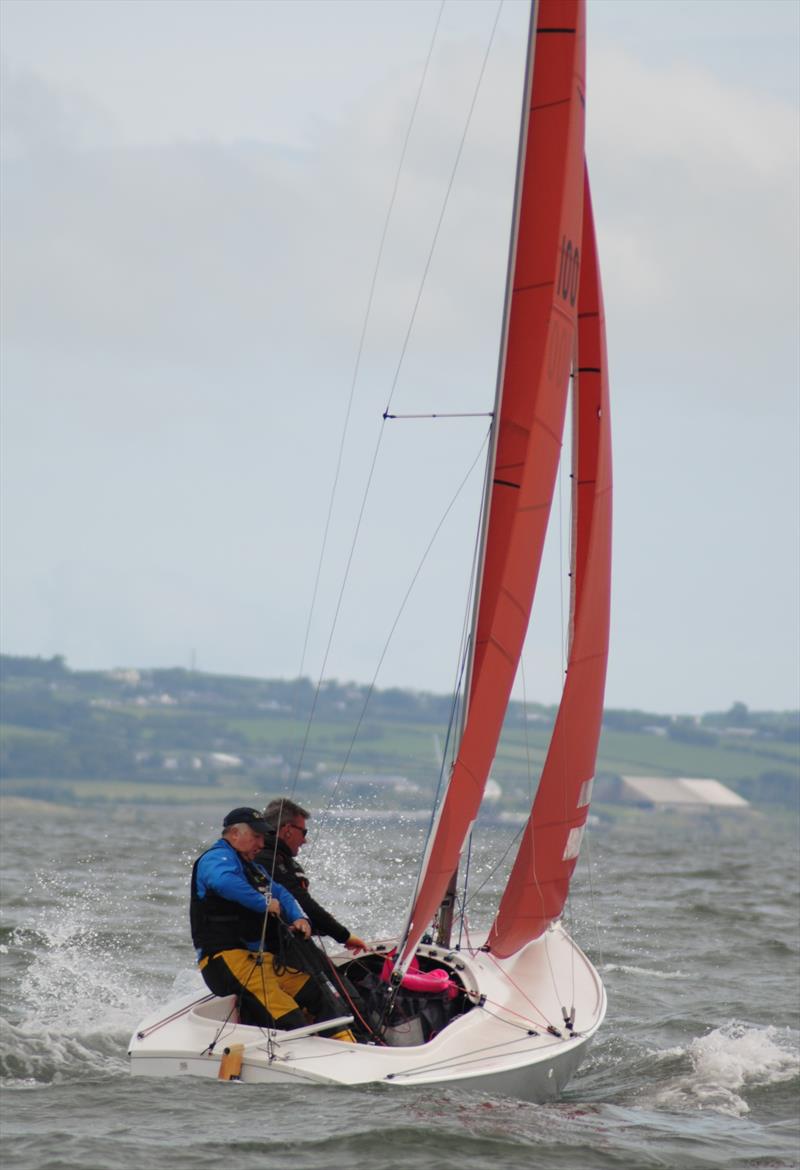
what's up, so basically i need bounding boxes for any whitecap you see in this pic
[0,1014,128,1086]
[6,868,189,1041]
[603,963,689,980]
[652,1020,800,1117]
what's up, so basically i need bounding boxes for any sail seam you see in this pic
[567,648,607,665]
[487,634,519,666]
[499,585,528,619]
[533,414,567,445]
[532,813,588,829]
[530,97,571,114]
[513,279,553,293]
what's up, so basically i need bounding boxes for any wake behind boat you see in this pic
[130,0,613,1103]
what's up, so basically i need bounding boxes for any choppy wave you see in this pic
[603,963,689,980]
[8,915,153,1034]
[0,1015,128,1086]
[1,805,799,1170]
[649,1021,800,1117]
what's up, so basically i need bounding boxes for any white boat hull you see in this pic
[129,924,606,1103]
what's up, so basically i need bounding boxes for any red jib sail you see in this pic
[487,166,612,958]
[398,0,587,970]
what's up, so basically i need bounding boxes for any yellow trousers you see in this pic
[199,949,310,1024]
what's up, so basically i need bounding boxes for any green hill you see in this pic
[1,654,797,810]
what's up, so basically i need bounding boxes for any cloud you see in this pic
[0,61,117,157]
[588,46,799,411]
[0,32,526,417]
[1,10,797,711]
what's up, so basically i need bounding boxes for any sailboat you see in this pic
[129,0,612,1103]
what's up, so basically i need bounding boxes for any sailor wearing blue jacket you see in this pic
[191,806,321,1030]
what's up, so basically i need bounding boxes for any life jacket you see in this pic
[190,844,269,959]
[254,835,309,955]
[259,832,309,890]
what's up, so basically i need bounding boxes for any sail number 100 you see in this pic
[557,236,580,307]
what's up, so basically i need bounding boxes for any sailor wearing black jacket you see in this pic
[191,806,323,1030]
[256,798,367,955]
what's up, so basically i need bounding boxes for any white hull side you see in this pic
[129,924,605,1103]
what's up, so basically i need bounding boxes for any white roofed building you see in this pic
[616,776,749,811]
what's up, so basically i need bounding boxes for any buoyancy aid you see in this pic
[190,845,269,959]
[258,832,309,889]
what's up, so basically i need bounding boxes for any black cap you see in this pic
[223,807,270,835]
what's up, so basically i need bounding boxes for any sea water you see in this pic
[1,801,798,1170]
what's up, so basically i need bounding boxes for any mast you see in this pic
[436,0,539,948]
[395,0,587,975]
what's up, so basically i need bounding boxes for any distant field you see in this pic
[228,715,447,763]
[1,656,797,809]
[0,724,61,745]
[0,776,250,805]
[596,729,797,782]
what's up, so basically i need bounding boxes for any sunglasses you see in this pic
[287,823,308,838]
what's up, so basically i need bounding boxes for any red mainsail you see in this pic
[487,166,612,957]
[398,0,588,970]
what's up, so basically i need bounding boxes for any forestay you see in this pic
[397,0,589,973]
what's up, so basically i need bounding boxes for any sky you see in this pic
[1,0,798,715]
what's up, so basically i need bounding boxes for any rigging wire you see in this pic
[295,0,446,690]
[455,599,535,944]
[484,950,558,1029]
[544,365,575,1015]
[380,0,505,421]
[385,1026,566,1082]
[384,411,493,420]
[518,656,549,935]
[315,429,490,825]
[461,822,524,911]
[456,832,473,949]
[393,416,495,955]
[243,2,449,996]
[562,367,579,1017]
[520,657,536,806]
[580,821,607,972]
[482,382,570,999]
[316,938,386,1043]
[293,1,505,791]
